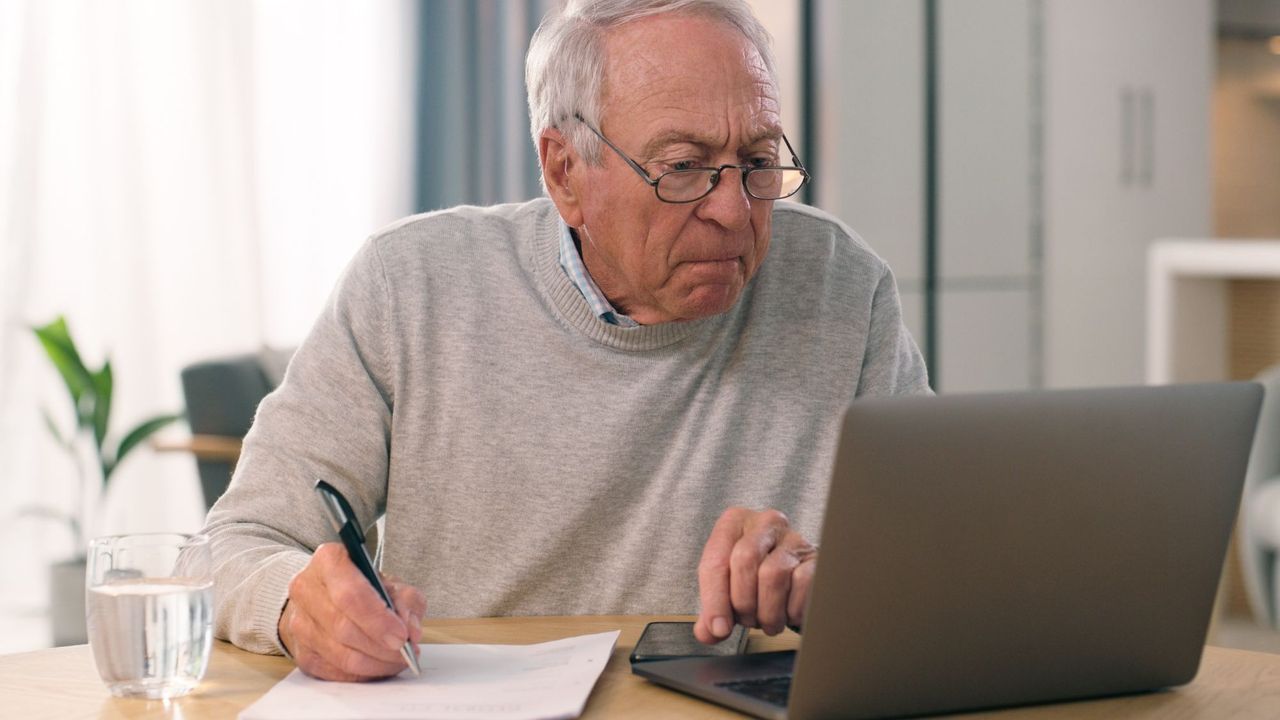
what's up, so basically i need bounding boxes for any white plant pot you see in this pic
[50,557,88,646]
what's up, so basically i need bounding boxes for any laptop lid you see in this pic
[634,382,1262,719]
[789,382,1262,719]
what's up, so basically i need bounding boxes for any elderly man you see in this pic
[203,0,929,682]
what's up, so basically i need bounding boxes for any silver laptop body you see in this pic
[634,383,1262,720]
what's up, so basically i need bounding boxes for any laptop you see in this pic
[633,382,1263,719]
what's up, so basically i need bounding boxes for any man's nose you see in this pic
[695,167,753,231]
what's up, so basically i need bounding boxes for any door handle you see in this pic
[1138,88,1154,187]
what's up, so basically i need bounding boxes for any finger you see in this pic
[787,556,818,631]
[385,578,427,622]
[290,595,410,679]
[729,510,788,629]
[696,508,749,643]
[385,578,427,651]
[757,534,807,635]
[407,621,422,653]
[314,544,410,662]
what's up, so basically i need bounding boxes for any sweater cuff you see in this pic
[252,552,311,657]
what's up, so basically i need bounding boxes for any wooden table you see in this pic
[3,615,1280,719]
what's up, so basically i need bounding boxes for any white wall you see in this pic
[747,0,804,151]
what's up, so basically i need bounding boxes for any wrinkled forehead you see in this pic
[598,13,780,132]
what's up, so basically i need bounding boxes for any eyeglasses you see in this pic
[574,114,810,204]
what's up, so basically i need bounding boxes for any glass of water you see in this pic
[86,533,214,699]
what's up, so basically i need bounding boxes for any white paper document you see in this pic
[239,630,620,720]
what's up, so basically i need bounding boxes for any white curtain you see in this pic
[0,0,416,651]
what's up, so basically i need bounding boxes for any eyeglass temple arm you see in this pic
[577,112,804,172]
[782,134,806,171]
[572,113,660,186]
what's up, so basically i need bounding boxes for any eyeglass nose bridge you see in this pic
[705,164,754,198]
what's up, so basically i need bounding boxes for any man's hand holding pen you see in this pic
[278,543,427,682]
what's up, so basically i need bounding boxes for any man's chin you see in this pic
[671,283,744,322]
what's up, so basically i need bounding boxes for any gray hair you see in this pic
[525,0,777,171]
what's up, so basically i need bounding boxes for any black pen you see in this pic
[313,479,421,677]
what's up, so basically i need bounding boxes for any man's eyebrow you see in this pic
[639,128,784,158]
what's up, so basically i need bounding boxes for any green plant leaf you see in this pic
[40,406,72,451]
[32,317,96,428]
[107,413,184,482]
[91,360,113,450]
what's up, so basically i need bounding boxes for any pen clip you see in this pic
[314,479,366,543]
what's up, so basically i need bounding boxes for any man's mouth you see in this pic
[681,257,743,279]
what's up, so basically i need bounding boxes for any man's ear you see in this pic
[539,127,585,227]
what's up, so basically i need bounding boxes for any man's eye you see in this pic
[670,160,701,171]
[747,156,777,168]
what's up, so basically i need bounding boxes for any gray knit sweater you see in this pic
[203,198,930,655]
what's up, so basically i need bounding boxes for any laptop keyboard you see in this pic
[716,675,793,707]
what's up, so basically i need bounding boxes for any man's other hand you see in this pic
[278,543,427,681]
[695,507,817,644]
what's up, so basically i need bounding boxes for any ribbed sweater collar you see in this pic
[531,202,717,352]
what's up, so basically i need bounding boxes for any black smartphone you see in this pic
[628,621,749,664]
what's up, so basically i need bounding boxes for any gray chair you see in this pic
[1242,365,1280,628]
[179,348,292,509]
[175,346,384,554]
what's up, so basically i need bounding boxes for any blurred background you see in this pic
[2,0,1279,654]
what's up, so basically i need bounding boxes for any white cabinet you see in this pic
[939,288,1034,392]
[937,0,1037,391]
[939,0,1035,282]
[1043,0,1213,388]
[815,0,1213,392]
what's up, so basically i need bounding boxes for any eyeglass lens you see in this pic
[656,168,807,202]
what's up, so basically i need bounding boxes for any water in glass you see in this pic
[87,578,213,699]
[86,532,214,699]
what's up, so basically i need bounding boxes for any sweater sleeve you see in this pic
[201,238,395,655]
[856,264,932,397]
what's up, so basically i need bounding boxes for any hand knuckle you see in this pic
[699,555,729,579]
[760,563,789,592]
[315,543,340,563]
[730,542,762,570]
[762,508,790,526]
[718,506,752,529]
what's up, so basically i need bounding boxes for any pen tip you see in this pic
[402,645,421,677]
